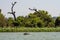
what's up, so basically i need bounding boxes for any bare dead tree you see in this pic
[29,8,41,13]
[8,2,17,21]
[29,8,42,16]
[29,8,37,12]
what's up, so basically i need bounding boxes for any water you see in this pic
[0,32,60,40]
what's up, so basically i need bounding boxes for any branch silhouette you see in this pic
[8,2,17,21]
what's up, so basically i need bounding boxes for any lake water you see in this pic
[0,32,60,40]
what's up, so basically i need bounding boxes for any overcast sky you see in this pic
[0,0,60,18]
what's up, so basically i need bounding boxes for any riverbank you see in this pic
[0,27,60,32]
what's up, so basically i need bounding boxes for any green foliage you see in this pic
[6,10,55,27]
[7,17,14,26]
[26,10,54,27]
[12,20,19,27]
[16,16,25,26]
[0,9,7,27]
[0,9,56,28]
[1,9,60,32]
[55,16,60,27]
[0,27,60,32]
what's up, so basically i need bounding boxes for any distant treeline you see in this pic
[0,9,60,27]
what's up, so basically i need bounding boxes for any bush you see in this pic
[55,17,60,27]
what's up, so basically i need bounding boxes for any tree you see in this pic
[16,16,25,26]
[7,17,14,26]
[8,2,17,21]
[0,9,7,27]
[28,8,54,27]
[55,17,60,27]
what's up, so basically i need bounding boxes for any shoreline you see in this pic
[0,27,60,32]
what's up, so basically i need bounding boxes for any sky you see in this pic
[0,0,60,18]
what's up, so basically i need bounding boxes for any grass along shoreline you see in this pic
[0,27,60,32]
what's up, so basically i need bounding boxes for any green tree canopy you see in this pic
[0,9,7,27]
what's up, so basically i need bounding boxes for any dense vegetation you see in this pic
[0,27,60,32]
[0,9,60,28]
